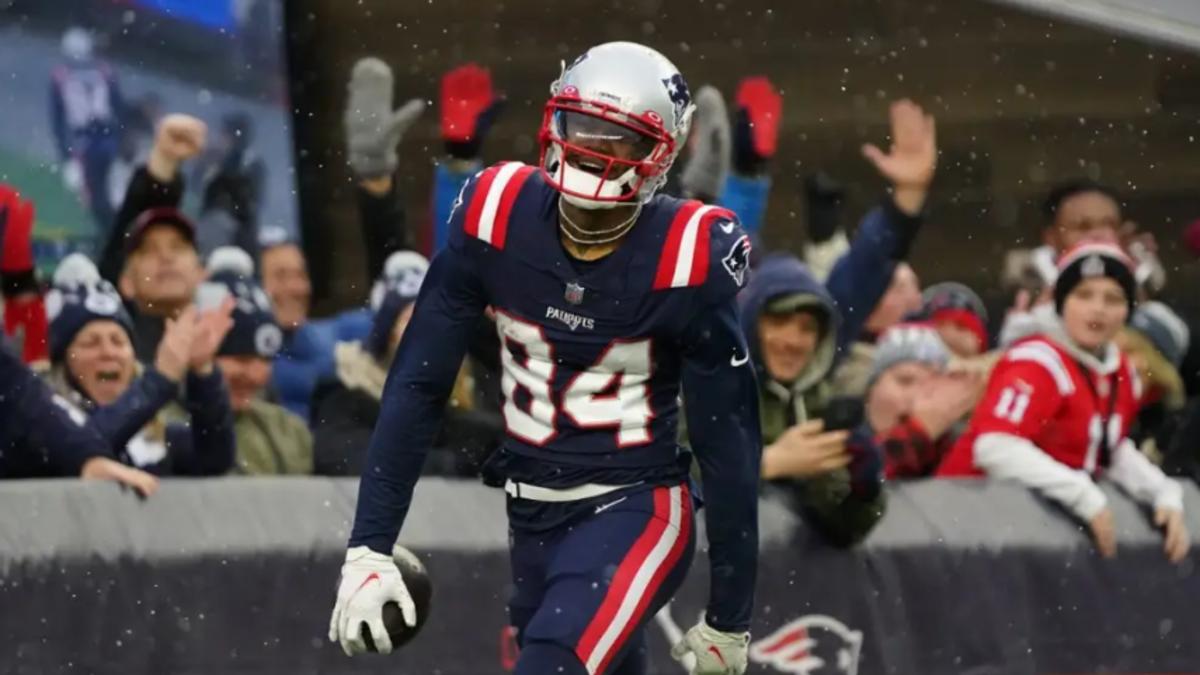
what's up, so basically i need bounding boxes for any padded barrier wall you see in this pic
[1,477,1198,674]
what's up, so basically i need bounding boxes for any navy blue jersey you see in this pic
[351,162,761,630]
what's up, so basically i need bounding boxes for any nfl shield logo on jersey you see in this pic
[564,281,586,305]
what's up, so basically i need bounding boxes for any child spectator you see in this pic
[939,242,1188,563]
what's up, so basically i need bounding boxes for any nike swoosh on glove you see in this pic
[328,545,417,656]
[670,618,750,675]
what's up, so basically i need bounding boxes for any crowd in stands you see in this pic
[2,48,1197,562]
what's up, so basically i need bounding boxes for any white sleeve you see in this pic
[1107,438,1184,512]
[974,432,1108,520]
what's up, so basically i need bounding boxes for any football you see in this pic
[362,544,433,652]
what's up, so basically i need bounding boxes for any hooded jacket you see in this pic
[739,253,840,441]
[738,253,885,546]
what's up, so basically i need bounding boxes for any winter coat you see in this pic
[230,399,313,475]
[311,341,501,477]
[272,312,371,422]
[736,253,886,547]
[46,364,235,476]
[740,253,841,436]
[0,345,108,477]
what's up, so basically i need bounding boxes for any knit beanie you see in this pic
[1130,300,1191,368]
[1053,241,1136,316]
[920,281,989,352]
[868,322,950,388]
[197,246,282,359]
[365,251,430,358]
[46,254,133,363]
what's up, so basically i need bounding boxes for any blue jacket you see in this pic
[430,161,479,254]
[0,345,108,478]
[824,199,923,349]
[272,310,371,422]
[53,366,236,476]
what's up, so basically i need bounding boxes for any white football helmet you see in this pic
[539,42,695,210]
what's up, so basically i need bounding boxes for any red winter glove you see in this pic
[4,295,49,364]
[733,76,782,174]
[0,184,35,274]
[440,63,505,159]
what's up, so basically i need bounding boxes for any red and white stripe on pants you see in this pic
[574,484,693,675]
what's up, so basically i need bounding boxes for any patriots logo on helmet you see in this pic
[662,73,691,125]
[750,615,863,675]
[722,234,752,288]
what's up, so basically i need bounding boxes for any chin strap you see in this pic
[557,198,641,245]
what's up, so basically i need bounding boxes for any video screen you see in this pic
[0,0,297,271]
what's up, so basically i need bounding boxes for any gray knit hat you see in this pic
[1130,301,1190,367]
[869,322,950,387]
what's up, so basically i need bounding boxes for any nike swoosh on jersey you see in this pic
[730,353,750,367]
[594,496,628,514]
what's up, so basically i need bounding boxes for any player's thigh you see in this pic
[521,484,696,675]
[507,525,555,638]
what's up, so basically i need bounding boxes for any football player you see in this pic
[939,242,1188,563]
[330,42,760,675]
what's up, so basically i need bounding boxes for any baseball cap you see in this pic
[125,207,197,255]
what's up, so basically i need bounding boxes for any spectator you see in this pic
[999,179,1165,346]
[99,113,206,284]
[939,242,1188,563]
[745,253,885,546]
[858,324,983,478]
[116,207,206,363]
[716,76,782,238]
[830,262,923,397]
[95,114,209,363]
[203,249,313,475]
[250,57,424,423]
[917,282,990,359]
[43,256,235,475]
[1,340,158,495]
[260,238,371,421]
[311,251,501,476]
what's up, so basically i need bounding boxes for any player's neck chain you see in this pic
[557,198,641,246]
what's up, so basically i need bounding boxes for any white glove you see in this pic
[328,545,417,656]
[62,158,84,193]
[670,618,750,675]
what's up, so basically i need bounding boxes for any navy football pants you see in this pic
[509,484,696,675]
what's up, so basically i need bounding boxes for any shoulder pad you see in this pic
[652,202,743,290]
[459,162,538,250]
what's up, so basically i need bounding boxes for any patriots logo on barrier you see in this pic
[662,73,691,125]
[749,615,863,674]
[722,234,752,288]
